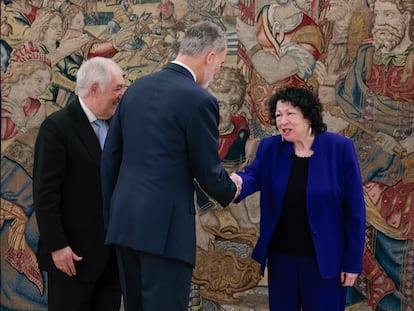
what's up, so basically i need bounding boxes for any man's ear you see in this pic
[90,82,99,94]
[205,50,216,64]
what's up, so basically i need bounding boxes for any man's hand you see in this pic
[52,246,83,277]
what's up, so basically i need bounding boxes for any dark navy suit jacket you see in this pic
[237,132,366,278]
[101,63,237,267]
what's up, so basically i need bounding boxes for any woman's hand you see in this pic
[340,272,358,287]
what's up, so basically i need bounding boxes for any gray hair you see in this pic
[178,21,227,57]
[75,57,123,97]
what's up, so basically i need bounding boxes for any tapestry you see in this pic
[1,0,413,310]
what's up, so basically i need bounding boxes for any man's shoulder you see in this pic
[46,105,71,121]
[131,63,193,87]
[44,108,66,123]
[43,98,80,125]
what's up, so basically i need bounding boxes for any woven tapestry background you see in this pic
[1,0,413,310]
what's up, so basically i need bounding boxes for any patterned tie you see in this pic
[93,119,106,150]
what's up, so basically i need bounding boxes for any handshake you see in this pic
[230,173,243,201]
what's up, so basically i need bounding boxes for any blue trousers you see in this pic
[115,245,193,311]
[267,252,348,311]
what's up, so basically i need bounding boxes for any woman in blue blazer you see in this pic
[235,87,366,310]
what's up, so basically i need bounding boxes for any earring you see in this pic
[308,126,312,136]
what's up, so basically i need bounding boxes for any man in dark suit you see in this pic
[101,21,242,311]
[33,57,125,311]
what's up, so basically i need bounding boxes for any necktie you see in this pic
[93,119,106,149]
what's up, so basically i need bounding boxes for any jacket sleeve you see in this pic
[234,139,264,202]
[341,138,366,273]
[186,97,237,207]
[33,118,69,252]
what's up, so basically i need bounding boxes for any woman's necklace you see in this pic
[294,136,315,158]
[294,149,314,158]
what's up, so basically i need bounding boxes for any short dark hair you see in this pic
[268,86,327,134]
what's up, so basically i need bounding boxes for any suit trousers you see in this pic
[115,245,193,311]
[47,256,121,311]
[267,252,348,311]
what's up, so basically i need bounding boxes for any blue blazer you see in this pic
[237,132,366,278]
[101,63,237,267]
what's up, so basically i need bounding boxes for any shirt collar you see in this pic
[79,97,99,123]
[171,60,196,82]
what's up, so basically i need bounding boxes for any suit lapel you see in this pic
[273,139,293,211]
[66,98,102,167]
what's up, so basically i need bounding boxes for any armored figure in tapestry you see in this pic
[335,0,414,310]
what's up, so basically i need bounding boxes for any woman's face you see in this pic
[21,68,51,98]
[70,11,85,31]
[160,1,174,19]
[45,15,63,42]
[275,100,311,142]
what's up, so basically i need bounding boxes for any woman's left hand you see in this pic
[340,272,359,287]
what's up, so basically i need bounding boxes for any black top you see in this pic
[269,153,316,256]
